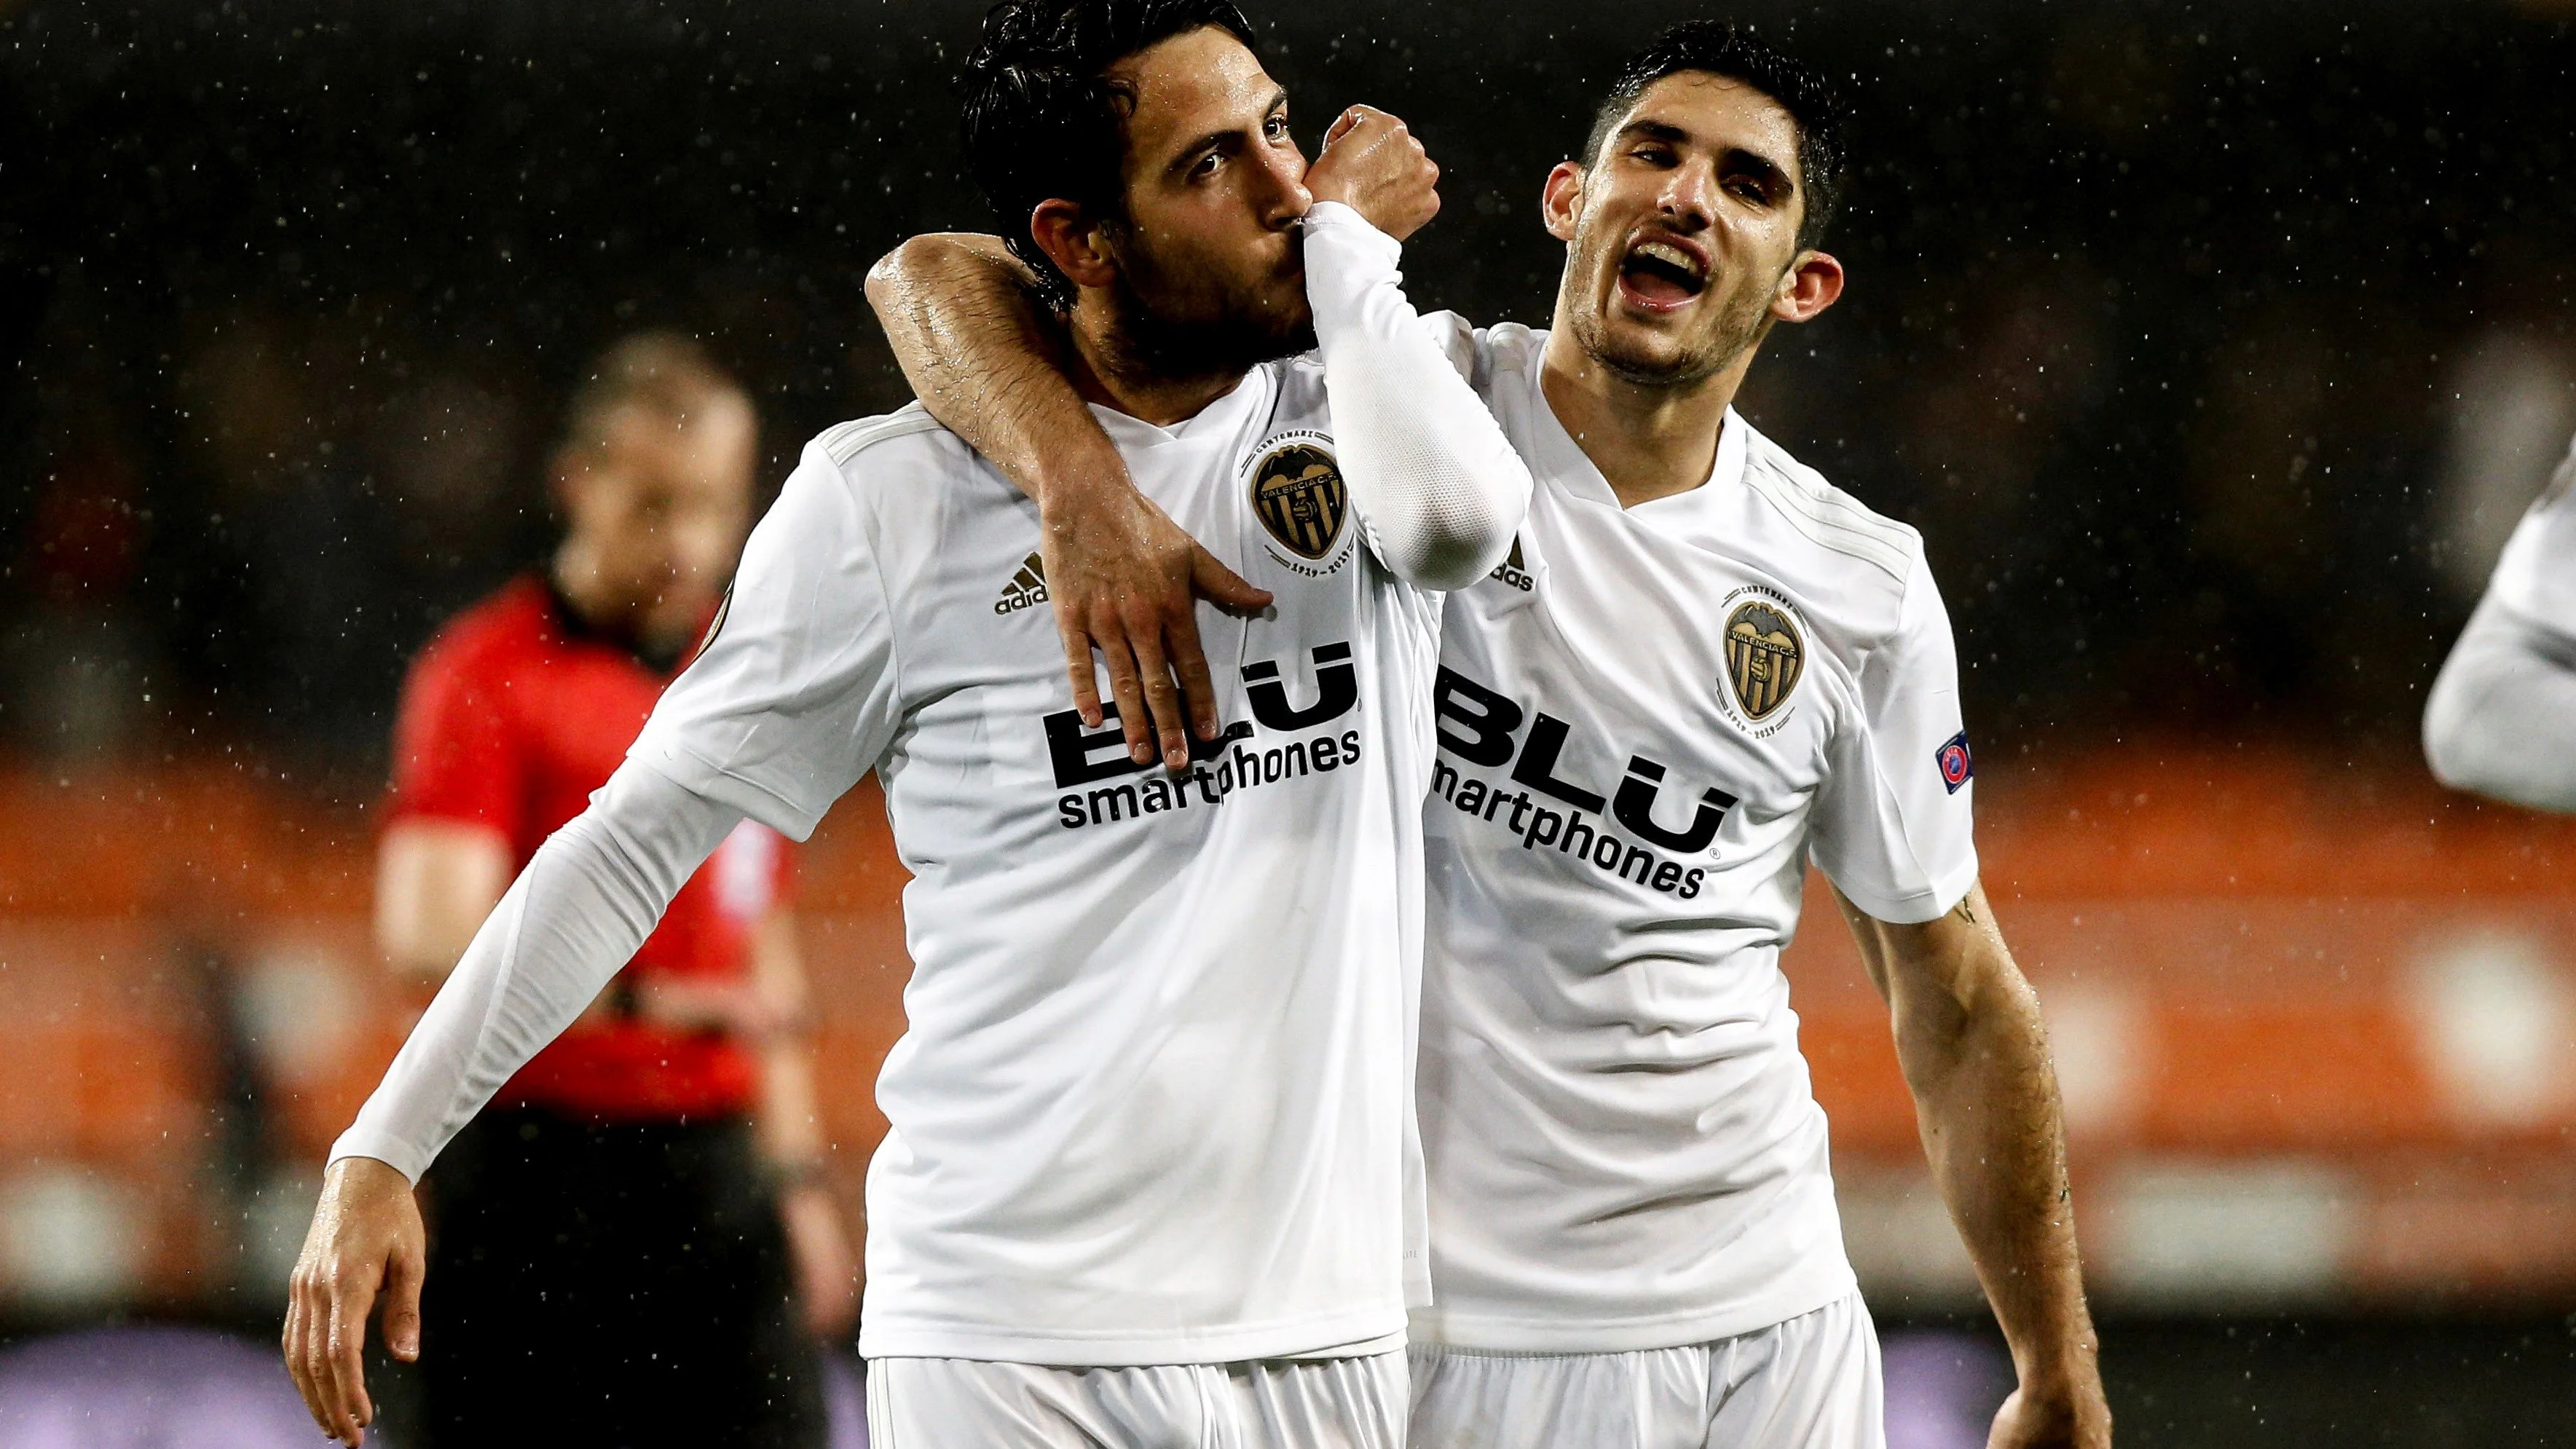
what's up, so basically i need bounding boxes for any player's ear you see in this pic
[1772,248,1844,323]
[1029,199,1119,292]
[1540,162,1584,244]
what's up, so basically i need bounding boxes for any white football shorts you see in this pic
[1407,1293,1884,1449]
[866,1351,1408,1448]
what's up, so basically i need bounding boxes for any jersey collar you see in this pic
[1086,364,1275,451]
[1524,360,1749,521]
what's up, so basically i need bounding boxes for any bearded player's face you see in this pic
[556,393,756,647]
[1097,28,1316,371]
[1550,72,1814,385]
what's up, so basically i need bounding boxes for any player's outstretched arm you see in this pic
[284,762,743,1445]
[1301,108,1532,590]
[2424,592,2576,813]
[865,236,1269,773]
[1838,882,2113,1449]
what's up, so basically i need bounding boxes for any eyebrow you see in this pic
[1164,85,1289,178]
[1615,118,1797,197]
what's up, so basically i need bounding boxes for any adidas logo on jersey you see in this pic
[1488,537,1535,593]
[994,553,1049,615]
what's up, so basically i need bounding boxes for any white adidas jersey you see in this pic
[1411,323,1978,1353]
[631,363,1444,1365]
[2491,432,2576,637]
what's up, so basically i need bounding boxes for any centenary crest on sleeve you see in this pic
[1248,433,1349,561]
[1723,599,1805,722]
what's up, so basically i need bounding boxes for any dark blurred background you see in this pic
[8,0,2575,778]
[4,2,2575,1445]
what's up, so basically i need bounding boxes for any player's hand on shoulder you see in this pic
[1306,105,1441,241]
[1042,478,1271,773]
[285,1156,426,1446]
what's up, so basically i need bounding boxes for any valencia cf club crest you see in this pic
[1246,430,1350,568]
[1722,597,1805,723]
[1936,730,1974,794]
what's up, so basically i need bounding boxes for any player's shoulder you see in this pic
[1409,311,1546,395]
[1737,422,1926,596]
[783,403,1009,544]
[804,402,974,489]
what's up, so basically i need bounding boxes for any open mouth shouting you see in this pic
[1616,232,1710,314]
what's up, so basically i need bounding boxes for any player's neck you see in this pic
[549,542,689,666]
[1537,328,1755,510]
[1063,294,1250,428]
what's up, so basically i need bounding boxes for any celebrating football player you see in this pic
[870,18,2111,1449]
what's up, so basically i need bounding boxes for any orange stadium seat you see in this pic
[4,750,2574,1298]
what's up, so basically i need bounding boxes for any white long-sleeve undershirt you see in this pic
[2424,591,2576,814]
[1301,201,1531,591]
[330,762,741,1182]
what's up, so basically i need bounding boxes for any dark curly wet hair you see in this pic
[961,0,1261,310]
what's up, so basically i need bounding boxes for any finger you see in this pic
[1097,628,1154,765]
[301,1301,352,1444]
[1166,606,1224,743]
[323,1276,377,1442]
[1060,623,1104,728]
[283,1292,331,1435]
[1323,106,1366,147]
[1189,544,1272,615]
[296,1279,352,1442]
[1127,622,1189,771]
[382,1237,425,1363]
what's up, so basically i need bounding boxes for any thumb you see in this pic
[382,1239,425,1362]
[1190,545,1273,615]
[1323,106,1367,149]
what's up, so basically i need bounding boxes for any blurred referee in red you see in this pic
[371,333,850,1445]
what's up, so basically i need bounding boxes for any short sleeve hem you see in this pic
[1825,848,1980,927]
[629,739,827,843]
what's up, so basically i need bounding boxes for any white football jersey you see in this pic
[1410,323,1979,1352]
[631,363,1444,1365]
[2491,432,2576,638]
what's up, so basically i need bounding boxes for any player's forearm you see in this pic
[751,915,829,1168]
[864,233,1128,510]
[1894,933,2099,1396]
[2425,593,2576,813]
[331,762,738,1182]
[757,1041,829,1168]
[373,824,509,982]
[1301,202,1529,589]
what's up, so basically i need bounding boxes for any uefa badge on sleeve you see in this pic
[1936,730,1974,794]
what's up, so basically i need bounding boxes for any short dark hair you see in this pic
[1582,21,1848,250]
[559,331,743,457]
[961,0,1260,311]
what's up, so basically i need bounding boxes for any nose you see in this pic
[1658,159,1717,231]
[1259,138,1314,229]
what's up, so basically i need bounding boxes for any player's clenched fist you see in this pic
[1304,105,1440,241]
[284,1156,427,1446]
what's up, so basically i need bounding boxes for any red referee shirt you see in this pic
[387,576,790,1122]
